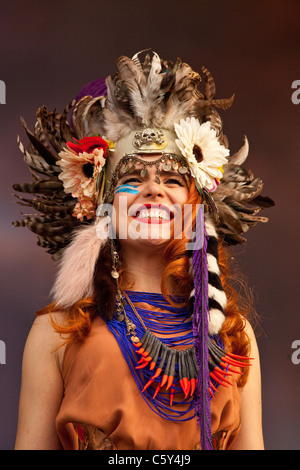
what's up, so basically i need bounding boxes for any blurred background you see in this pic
[0,0,299,450]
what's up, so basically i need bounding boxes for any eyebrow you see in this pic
[118,169,144,180]
[119,169,188,181]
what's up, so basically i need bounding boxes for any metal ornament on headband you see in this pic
[113,127,179,157]
[134,128,166,148]
[103,126,187,201]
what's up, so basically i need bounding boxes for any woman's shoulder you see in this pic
[25,311,69,372]
[243,318,259,348]
[30,311,68,341]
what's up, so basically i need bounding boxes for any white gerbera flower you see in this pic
[174,117,229,191]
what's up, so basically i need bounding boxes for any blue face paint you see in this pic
[115,184,139,195]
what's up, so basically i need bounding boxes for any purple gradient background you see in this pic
[0,0,299,450]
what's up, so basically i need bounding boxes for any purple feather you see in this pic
[70,78,107,126]
[192,207,212,450]
[74,78,107,102]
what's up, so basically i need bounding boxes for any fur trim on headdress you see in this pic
[50,224,106,308]
[189,214,226,336]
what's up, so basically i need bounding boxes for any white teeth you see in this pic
[136,209,170,220]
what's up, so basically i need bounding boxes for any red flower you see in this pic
[67,136,109,157]
[75,424,86,443]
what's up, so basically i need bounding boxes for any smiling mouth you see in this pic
[129,204,174,224]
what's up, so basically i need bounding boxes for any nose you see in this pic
[141,178,165,199]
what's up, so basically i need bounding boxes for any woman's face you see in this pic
[111,156,190,250]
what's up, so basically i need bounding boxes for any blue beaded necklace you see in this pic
[125,291,194,346]
[106,290,247,424]
[106,291,198,422]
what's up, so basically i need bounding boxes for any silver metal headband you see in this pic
[102,153,190,203]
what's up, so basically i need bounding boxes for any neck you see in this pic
[121,244,166,293]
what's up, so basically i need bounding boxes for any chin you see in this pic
[131,219,174,244]
[119,230,171,252]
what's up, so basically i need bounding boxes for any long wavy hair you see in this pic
[37,180,253,386]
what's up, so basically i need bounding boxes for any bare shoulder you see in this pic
[230,317,264,449]
[242,317,261,362]
[243,317,257,341]
[30,310,68,330]
[15,311,70,449]
[24,311,69,373]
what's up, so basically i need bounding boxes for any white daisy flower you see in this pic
[174,117,229,191]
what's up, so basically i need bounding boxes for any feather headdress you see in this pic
[13,50,272,251]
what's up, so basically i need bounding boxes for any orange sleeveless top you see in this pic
[56,316,241,450]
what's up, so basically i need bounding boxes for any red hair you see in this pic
[158,180,252,385]
[37,180,252,385]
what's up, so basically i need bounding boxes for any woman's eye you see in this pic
[165,178,184,186]
[121,177,141,185]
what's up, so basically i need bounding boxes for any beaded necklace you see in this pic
[106,290,239,422]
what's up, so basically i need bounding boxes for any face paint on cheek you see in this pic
[115,184,139,195]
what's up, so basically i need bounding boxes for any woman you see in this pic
[13,50,272,450]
